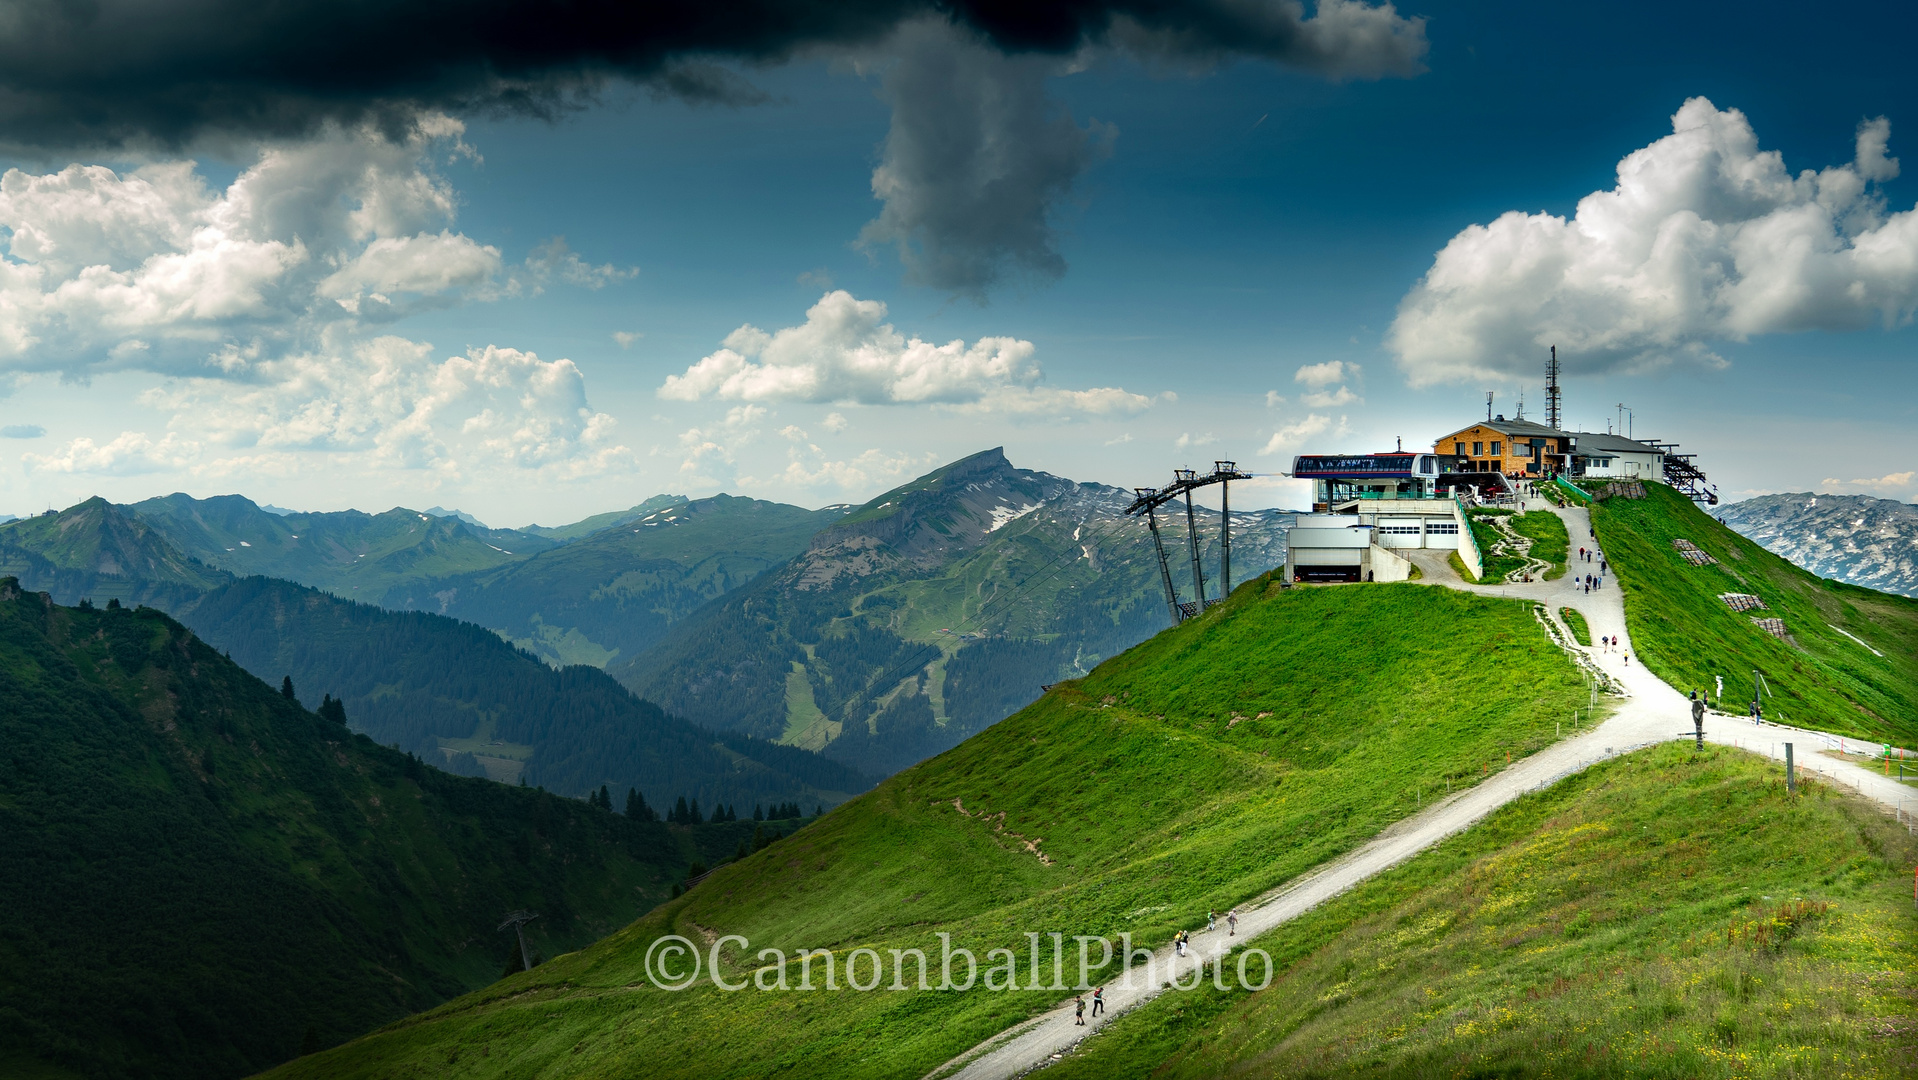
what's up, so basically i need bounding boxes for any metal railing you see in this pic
[1553,475,1592,503]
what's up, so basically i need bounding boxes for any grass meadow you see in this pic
[266,579,1595,1080]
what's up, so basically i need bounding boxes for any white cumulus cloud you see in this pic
[134,337,629,479]
[1390,98,1918,385]
[659,289,1156,417]
[0,117,515,374]
[1820,470,1915,492]
[1260,413,1333,456]
[24,430,198,475]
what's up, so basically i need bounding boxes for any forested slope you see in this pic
[391,494,847,667]
[0,580,722,1080]
[175,576,870,808]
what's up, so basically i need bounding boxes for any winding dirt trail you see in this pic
[925,500,1913,1080]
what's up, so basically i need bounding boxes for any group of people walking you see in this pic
[1074,986,1104,1025]
[1077,910,1238,1025]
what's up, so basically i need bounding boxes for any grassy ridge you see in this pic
[1045,743,1918,1079]
[268,578,1592,1080]
[1594,483,1918,743]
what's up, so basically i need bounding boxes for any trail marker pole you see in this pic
[1785,744,1795,796]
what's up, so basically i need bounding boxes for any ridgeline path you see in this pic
[926,499,1914,1080]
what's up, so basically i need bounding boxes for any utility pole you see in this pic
[1486,391,1495,421]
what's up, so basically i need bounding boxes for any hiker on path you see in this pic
[1174,930,1188,957]
[1228,909,1239,936]
[1075,996,1085,1026]
[1207,910,1216,932]
[1691,690,1706,749]
[1092,986,1105,1016]
[1752,700,1763,725]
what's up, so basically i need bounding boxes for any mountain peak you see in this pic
[793,448,1062,589]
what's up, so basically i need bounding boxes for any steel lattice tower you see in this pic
[1545,345,1563,431]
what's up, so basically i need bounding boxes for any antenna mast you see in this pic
[1545,346,1562,430]
[1485,391,1495,421]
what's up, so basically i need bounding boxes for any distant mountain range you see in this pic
[387,494,851,667]
[1713,492,1918,598]
[617,448,1293,776]
[0,499,868,807]
[0,448,1294,786]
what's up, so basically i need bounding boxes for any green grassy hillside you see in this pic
[396,494,848,667]
[266,577,1592,1080]
[1045,743,1918,1079]
[1593,482,1918,743]
[173,576,871,808]
[0,580,761,1080]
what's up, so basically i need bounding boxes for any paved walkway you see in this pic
[927,500,1915,1080]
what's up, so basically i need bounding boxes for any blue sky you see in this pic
[1,0,1913,523]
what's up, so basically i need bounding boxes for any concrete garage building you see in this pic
[1286,450,1480,583]
[1285,517,1409,583]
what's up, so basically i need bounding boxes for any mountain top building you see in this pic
[1432,416,1572,478]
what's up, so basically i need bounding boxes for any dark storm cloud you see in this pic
[858,1,1426,297]
[0,0,1426,149]
[859,21,1117,296]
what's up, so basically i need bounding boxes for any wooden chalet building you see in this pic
[1433,416,1572,479]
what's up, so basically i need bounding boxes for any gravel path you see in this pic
[926,500,1912,1080]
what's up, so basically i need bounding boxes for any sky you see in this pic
[0,0,1913,525]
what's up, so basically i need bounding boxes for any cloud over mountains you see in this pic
[660,289,1156,417]
[1391,98,1918,385]
[0,116,631,481]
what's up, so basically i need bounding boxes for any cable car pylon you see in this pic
[1124,460,1252,624]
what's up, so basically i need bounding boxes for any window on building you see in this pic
[1490,441,1502,455]
[1490,459,1502,472]
[1428,523,1459,534]
[1472,441,1483,456]
[1454,442,1465,456]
